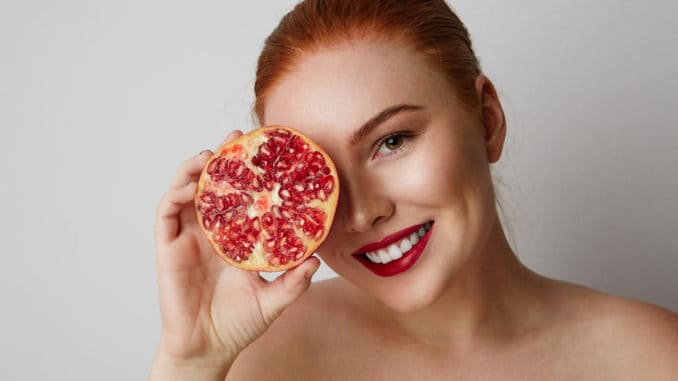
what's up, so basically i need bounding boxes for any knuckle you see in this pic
[155,196,168,216]
[178,157,193,172]
[177,152,209,177]
[156,190,174,213]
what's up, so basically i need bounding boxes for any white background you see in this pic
[1,0,676,379]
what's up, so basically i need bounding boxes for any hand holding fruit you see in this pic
[150,128,335,380]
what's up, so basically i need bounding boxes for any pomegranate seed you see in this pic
[200,192,216,204]
[240,193,254,206]
[275,160,290,170]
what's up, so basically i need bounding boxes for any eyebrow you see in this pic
[350,103,423,145]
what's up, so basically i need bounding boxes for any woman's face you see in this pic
[263,39,502,312]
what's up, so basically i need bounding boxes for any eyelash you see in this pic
[373,132,413,159]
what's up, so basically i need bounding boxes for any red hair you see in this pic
[253,0,483,125]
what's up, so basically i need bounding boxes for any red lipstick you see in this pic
[353,222,433,277]
[352,223,424,254]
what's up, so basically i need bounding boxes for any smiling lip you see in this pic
[353,222,433,277]
[352,223,426,255]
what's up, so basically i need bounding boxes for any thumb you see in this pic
[256,257,321,326]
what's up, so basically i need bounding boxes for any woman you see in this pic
[150,1,678,379]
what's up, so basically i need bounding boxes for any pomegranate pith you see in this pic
[195,126,339,271]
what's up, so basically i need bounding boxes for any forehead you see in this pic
[262,39,453,142]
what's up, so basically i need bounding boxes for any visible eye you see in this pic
[374,132,410,157]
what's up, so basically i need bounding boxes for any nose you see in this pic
[339,173,394,234]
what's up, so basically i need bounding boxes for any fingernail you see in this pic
[198,150,209,156]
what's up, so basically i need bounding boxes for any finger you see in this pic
[170,151,212,189]
[155,182,198,243]
[255,256,321,326]
[219,130,244,148]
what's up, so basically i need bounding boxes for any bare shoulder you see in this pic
[548,279,678,378]
[592,292,678,377]
[227,277,359,380]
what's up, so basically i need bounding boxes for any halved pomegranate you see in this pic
[195,126,339,272]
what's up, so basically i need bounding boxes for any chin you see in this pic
[374,270,448,313]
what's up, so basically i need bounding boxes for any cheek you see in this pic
[382,140,469,206]
[313,131,489,256]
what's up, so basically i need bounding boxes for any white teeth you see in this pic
[399,238,412,253]
[388,244,403,261]
[377,249,391,263]
[362,222,433,264]
[366,252,381,263]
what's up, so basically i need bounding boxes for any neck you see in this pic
[386,214,551,352]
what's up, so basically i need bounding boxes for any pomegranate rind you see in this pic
[195,126,339,272]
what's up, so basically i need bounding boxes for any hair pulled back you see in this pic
[253,0,483,125]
